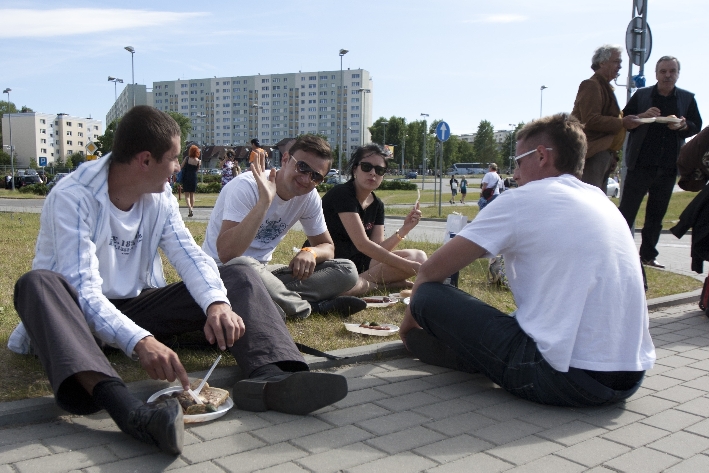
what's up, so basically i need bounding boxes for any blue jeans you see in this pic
[410,283,644,407]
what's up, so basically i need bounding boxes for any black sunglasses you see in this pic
[358,162,387,176]
[290,156,325,184]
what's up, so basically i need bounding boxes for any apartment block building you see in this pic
[105,84,152,126]
[1,112,102,168]
[144,68,372,153]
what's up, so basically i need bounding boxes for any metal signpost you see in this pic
[435,121,451,216]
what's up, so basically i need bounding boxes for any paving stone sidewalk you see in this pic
[1,302,709,472]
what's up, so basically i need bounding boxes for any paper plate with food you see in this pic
[345,322,400,336]
[363,295,398,308]
[148,380,233,423]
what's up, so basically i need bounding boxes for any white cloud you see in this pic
[465,14,527,24]
[0,8,208,38]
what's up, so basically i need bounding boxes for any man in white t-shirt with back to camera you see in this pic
[400,113,655,407]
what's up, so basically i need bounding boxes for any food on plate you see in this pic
[359,322,393,331]
[363,296,394,303]
[399,289,412,298]
[156,380,230,415]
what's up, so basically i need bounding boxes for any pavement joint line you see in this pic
[0,289,703,429]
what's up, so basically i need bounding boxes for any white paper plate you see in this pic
[388,293,402,301]
[655,116,682,124]
[148,386,234,423]
[403,297,410,305]
[345,323,400,336]
[636,117,656,124]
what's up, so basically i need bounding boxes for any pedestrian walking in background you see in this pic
[449,175,458,204]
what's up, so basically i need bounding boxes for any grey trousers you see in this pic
[13,266,306,415]
[224,256,359,319]
[581,150,614,194]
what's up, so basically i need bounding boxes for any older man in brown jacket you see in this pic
[572,44,642,194]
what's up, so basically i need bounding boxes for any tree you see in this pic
[472,120,500,166]
[28,156,38,169]
[0,149,11,166]
[96,119,119,155]
[500,122,525,172]
[167,112,193,153]
[368,116,408,170]
[67,152,85,167]
[20,106,34,113]
[0,100,18,152]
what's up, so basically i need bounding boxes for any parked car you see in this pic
[8,174,42,189]
[606,178,620,198]
[326,169,339,177]
[47,172,69,192]
[209,169,222,175]
[406,171,418,179]
[326,175,347,185]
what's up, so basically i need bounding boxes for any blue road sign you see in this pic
[39,157,47,167]
[436,121,451,142]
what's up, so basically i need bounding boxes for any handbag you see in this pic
[481,187,494,200]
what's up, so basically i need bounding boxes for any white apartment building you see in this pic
[105,84,152,126]
[1,112,103,167]
[148,68,372,152]
[459,129,512,145]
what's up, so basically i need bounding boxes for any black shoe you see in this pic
[125,398,184,455]
[406,328,479,374]
[233,371,348,415]
[641,258,665,269]
[312,296,366,316]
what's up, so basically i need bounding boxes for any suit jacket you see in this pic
[571,72,624,159]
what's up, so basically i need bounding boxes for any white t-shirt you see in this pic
[95,200,146,299]
[457,174,655,373]
[203,171,327,264]
[482,171,502,196]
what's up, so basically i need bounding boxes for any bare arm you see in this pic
[289,231,335,280]
[399,236,487,345]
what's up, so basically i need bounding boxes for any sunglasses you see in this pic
[514,147,553,165]
[290,156,325,184]
[358,162,387,176]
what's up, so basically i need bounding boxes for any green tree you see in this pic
[28,156,38,169]
[0,149,11,165]
[167,112,193,153]
[500,122,525,172]
[472,120,500,166]
[368,116,408,170]
[96,119,119,155]
[20,106,34,113]
[65,156,73,169]
[67,152,85,167]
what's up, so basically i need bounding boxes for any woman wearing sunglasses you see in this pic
[321,144,427,295]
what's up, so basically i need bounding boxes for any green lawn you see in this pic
[0,213,701,402]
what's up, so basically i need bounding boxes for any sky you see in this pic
[2,0,709,136]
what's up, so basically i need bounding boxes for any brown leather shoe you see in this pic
[642,259,665,269]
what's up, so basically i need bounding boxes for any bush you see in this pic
[18,183,48,196]
[197,182,222,193]
[378,179,418,190]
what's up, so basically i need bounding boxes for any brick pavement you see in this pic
[2,303,709,472]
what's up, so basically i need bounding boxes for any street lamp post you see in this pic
[508,123,516,172]
[401,131,407,175]
[381,120,388,148]
[539,85,547,118]
[125,46,135,108]
[357,88,370,147]
[3,88,14,190]
[107,76,123,101]
[421,113,429,191]
[338,49,349,176]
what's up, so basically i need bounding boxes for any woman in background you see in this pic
[321,144,427,296]
[181,145,201,217]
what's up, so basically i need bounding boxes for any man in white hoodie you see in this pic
[9,106,346,455]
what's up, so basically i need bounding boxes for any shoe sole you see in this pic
[233,372,348,415]
[151,399,184,455]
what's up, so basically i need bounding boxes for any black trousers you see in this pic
[619,165,677,260]
[13,265,305,415]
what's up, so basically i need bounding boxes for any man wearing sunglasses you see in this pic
[203,135,364,319]
[400,113,654,407]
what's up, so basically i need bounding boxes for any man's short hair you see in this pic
[516,113,587,178]
[251,138,260,147]
[111,106,180,164]
[656,55,680,72]
[288,135,332,163]
[489,163,498,171]
[591,44,623,71]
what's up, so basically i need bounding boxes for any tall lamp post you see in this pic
[125,46,135,108]
[381,120,388,147]
[539,85,547,118]
[508,123,516,172]
[338,49,348,175]
[3,88,14,190]
[356,88,371,146]
[107,76,123,101]
[421,113,429,190]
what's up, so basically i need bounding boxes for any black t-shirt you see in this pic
[321,179,385,263]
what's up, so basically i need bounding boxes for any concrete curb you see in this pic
[0,290,701,428]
